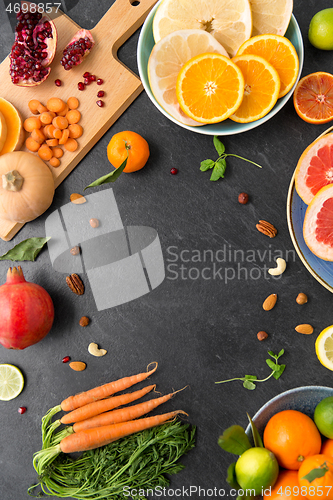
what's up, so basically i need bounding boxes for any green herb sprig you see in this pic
[215,349,285,390]
[200,136,262,181]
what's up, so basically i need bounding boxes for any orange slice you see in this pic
[293,72,333,124]
[175,53,244,124]
[295,133,333,205]
[303,184,333,261]
[230,54,280,123]
[237,34,299,98]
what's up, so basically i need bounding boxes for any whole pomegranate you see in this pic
[60,29,94,70]
[0,267,54,349]
[9,4,57,86]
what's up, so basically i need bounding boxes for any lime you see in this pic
[0,364,24,401]
[235,447,279,495]
[308,8,333,50]
[314,396,333,438]
[315,325,333,371]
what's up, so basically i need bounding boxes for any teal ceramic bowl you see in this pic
[245,386,333,440]
[137,4,304,135]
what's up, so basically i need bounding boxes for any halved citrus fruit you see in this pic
[237,34,299,98]
[316,325,333,370]
[152,0,252,57]
[303,184,333,261]
[175,53,244,124]
[293,72,333,124]
[230,54,280,123]
[295,133,333,205]
[0,363,24,401]
[148,29,229,126]
[249,0,293,37]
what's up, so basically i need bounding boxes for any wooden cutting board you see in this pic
[0,0,158,241]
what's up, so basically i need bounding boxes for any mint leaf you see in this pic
[0,237,50,262]
[84,156,128,190]
[278,349,285,358]
[213,135,225,156]
[273,364,285,380]
[210,159,226,181]
[244,375,258,381]
[218,425,252,455]
[243,380,256,390]
[301,463,329,483]
[266,359,277,371]
[200,159,215,171]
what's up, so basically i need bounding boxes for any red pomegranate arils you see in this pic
[170,168,178,175]
[97,90,105,98]
[96,100,104,107]
[60,29,94,70]
[97,78,103,85]
[84,77,90,85]
[83,71,90,78]
[78,82,85,91]
[89,75,96,82]
[55,79,62,86]
[18,407,27,414]
[62,356,71,363]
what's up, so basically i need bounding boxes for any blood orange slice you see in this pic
[303,184,333,261]
[295,133,333,205]
[293,72,333,124]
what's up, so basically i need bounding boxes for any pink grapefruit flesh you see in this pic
[303,183,333,261]
[295,133,333,205]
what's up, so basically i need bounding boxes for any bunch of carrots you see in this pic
[34,362,188,470]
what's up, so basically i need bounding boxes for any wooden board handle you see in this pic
[91,0,158,52]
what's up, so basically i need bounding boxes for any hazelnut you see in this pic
[257,330,268,341]
[70,245,80,256]
[89,218,99,228]
[79,316,90,327]
[238,192,249,204]
[296,293,308,305]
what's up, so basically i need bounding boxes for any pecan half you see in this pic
[256,220,277,238]
[66,273,84,295]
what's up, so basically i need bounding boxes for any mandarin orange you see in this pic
[264,469,303,500]
[107,131,150,173]
[298,454,333,500]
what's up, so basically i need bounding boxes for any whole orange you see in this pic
[264,470,303,500]
[298,454,333,500]
[107,131,150,173]
[322,440,333,457]
[263,410,322,470]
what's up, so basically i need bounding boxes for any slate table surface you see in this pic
[1,0,333,499]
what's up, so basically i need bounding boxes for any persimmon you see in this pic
[298,454,333,500]
[107,131,150,173]
[264,470,303,500]
[263,410,322,470]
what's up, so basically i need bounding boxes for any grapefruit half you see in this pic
[303,184,333,261]
[295,133,333,205]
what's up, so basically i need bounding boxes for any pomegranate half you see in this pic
[0,266,54,349]
[60,29,94,70]
[9,3,57,86]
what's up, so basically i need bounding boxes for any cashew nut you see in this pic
[268,258,286,276]
[88,342,107,357]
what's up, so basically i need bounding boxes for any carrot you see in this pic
[73,387,185,432]
[60,384,156,425]
[60,362,158,411]
[60,411,187,453]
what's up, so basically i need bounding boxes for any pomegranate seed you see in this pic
[89,74,96,82]
[83,71,90,78]
[18,407,27,414]
[78,81,85,90]
[84,77,90,85]
[96,100,104,107]
[54,79,62,87]
[97,78,103,85]
[62,356,71,363]
[170,168,178,175]
[97,90,104,97]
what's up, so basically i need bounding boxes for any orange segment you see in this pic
[293,72,333,124]
[230,54,280,123]
[176,53,244,124]
[237,34,299,98]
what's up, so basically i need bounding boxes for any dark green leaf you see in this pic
[218,425,252,455]
[244,375,258,381]
[226,462,240,489]
[213,135,225,156]
[273,364,285,380]
[84,156,128,190]
[200,159,215,171]
[301,463,329,483]
[243,380,256,390]
[0,237,50,262]
[210,160,226,181]
[246,413,263,448]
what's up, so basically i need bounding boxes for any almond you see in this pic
[69,361,86,371]
[70,193,86,204]
[295,324,313,335]
[262,293,277,311]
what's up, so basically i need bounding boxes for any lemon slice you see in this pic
[315,325,333,371]
[152,0,252,57]
[0,364,24,401]
[249,0,293,37]
[148,29,229,126]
